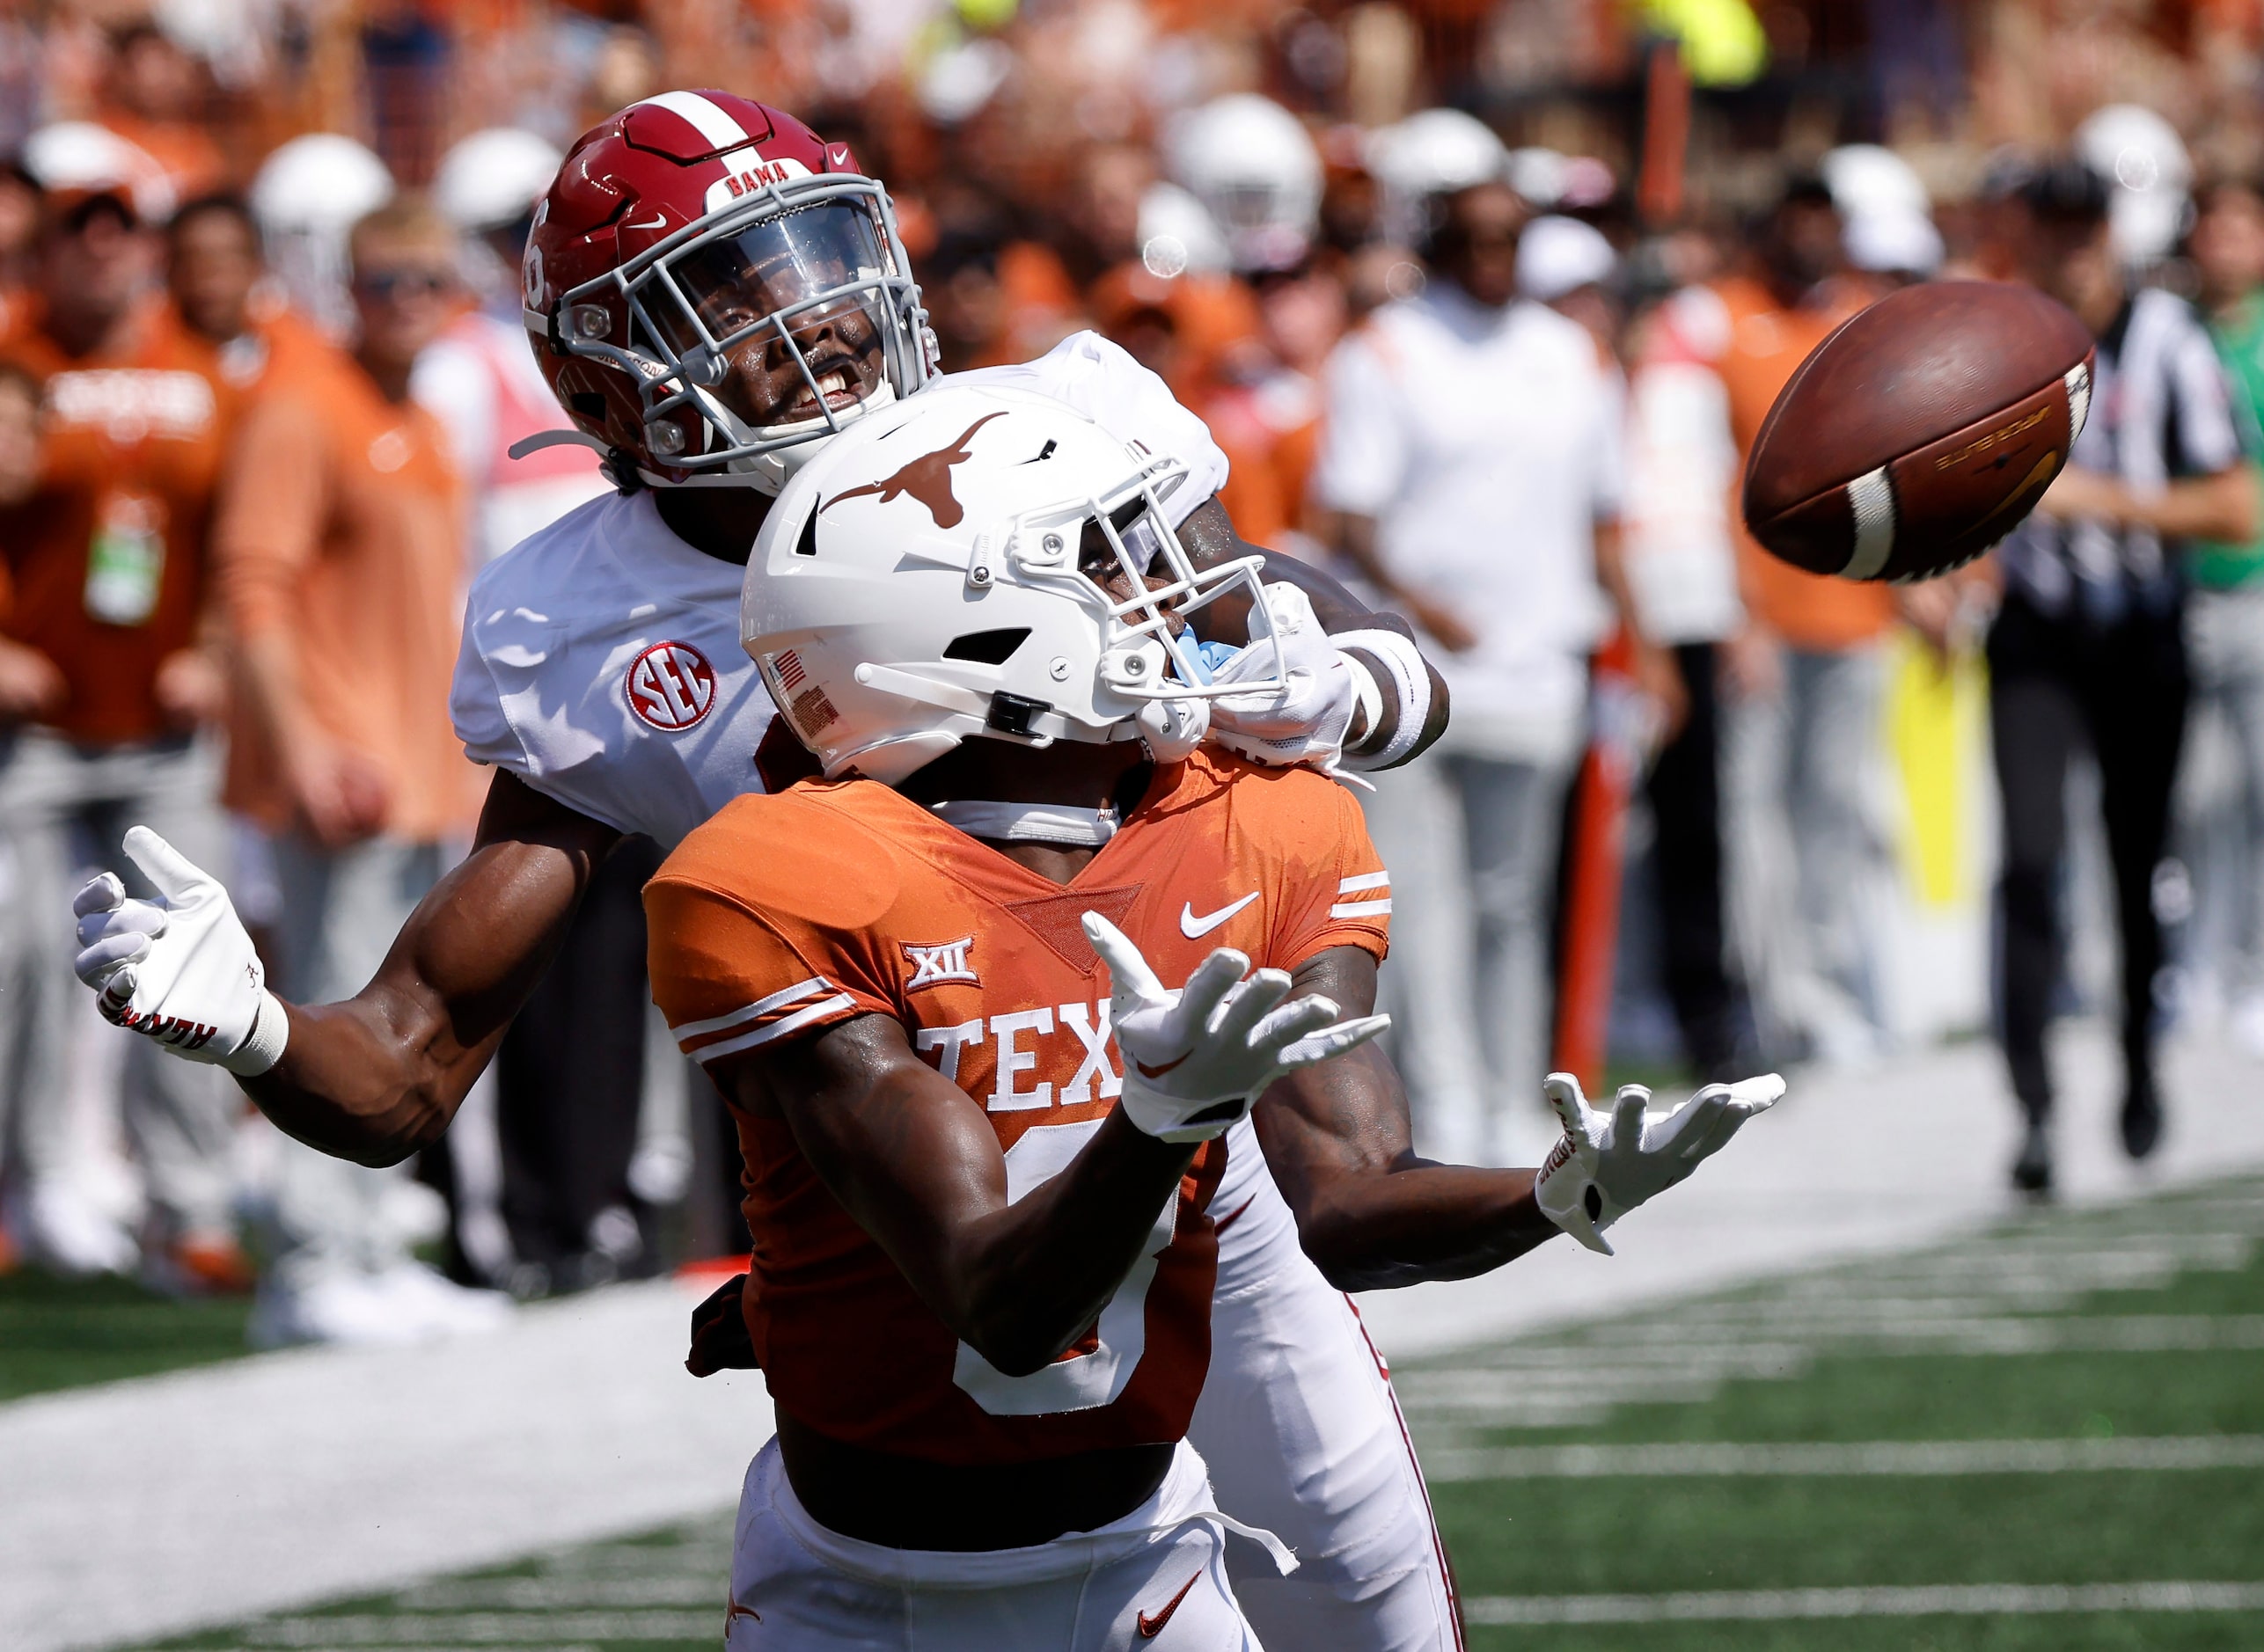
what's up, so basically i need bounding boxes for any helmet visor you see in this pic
[650,200,898,430]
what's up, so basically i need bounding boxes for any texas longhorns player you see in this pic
[70,93,1447,1648]
[642,384,1782,1647]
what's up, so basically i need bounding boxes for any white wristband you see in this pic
[1117,1074,1249,1144]
[223,990,289,1077]
[1329,629,1431,771]
[1342,654,1383,753]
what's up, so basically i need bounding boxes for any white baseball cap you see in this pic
[1843,208,1944,276]
[1516,215,1616,301]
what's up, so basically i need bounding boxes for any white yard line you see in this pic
[1396,1316,2264,1433]
[1359,1023,2264,1359]
[1463,1581,2264,1625]
[225,1613,722,1645]
[1425,1434,2264,1480]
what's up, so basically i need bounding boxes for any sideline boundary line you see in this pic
[1426,1434,2264,1480]
[1463,1580,2264,1625]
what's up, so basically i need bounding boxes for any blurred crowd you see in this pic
[6,0,2264,1343]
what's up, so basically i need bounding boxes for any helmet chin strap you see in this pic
[513,381,904,496]
[645,377,903,494]
[929,799,1118,847]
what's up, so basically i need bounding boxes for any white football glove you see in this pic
[1532,1071,1784,1255]
[1082,911,1389,1144]
[72,827,289,1078]
[1207,582,1359,770]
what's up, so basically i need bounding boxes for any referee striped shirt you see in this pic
[1997,286,2247,623]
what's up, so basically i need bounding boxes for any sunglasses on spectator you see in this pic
[355,268,454,301]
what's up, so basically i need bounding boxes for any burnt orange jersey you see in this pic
[0,300,231,744]
[645,751,1391,1466]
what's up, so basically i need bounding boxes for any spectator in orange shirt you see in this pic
[0,180,244,1285]
[1709,176,1901,1067]
[213,194,504,1347]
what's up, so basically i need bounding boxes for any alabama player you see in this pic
[644,384,1781,1646]
[71,93,1448,1647]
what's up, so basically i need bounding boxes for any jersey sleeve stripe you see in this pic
[1330,897,1393,917]
[1338,871,1391,893]
[689,994,860,1064]
[670,976,837,1044]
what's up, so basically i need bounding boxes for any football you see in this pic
[1741,281,2095,583]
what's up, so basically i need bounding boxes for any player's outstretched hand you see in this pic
[1084,911,1388,1144]
[1208,582,1359,770]
[1532,1071,1784,1255]
[71,827,289,1077]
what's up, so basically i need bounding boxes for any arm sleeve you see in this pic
[1308,333,1408,517]
[1266,778,1394,969]
[448,601,526,772]
[213,391,327,640]
[954,331,1230,524]
[645,875,897,1069]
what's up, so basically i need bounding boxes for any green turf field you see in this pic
[0,1268,253,1403]
[134,1175,2264,1651]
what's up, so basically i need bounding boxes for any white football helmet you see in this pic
[1169,95,1322,274]
[1366,108,1510,249]
[250,134,395,337]
[1820,143,1931,222]
[2075,103,2194,267]
[744,385,1286,785]
[434,128,564,233]
[22,122,174,223]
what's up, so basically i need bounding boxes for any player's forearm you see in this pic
[242,989,495,1166]
[944,1108,1198,1376]
[1294,1161,1558,1290]
[1258,950,1560,1284]
[241,776,615,1166]
[755,1023,1202,1379]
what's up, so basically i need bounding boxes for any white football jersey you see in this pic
[450,331,1230,849]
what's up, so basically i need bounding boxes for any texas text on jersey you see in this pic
[644,750,1390,1464]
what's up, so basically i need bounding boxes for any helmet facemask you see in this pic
[1023,463,1286,717]
[545,176,931,492]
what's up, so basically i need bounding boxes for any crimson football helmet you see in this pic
[520,91,932,493]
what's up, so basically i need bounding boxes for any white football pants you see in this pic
[727,1438,1265,1650]
[1193,1170,1464,1651]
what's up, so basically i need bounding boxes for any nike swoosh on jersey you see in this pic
[1137,1569,1203,1637]
[626,214,669,230]
[1180,892,1259,939]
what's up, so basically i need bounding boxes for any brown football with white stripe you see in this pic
[1742,281,2095,584]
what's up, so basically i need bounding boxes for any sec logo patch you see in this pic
[626,640,716,732]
